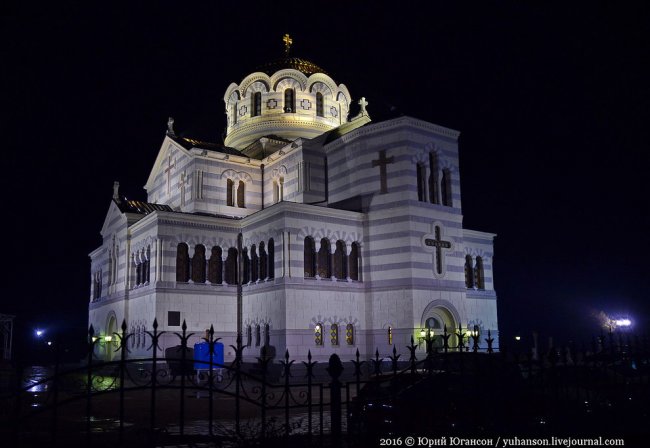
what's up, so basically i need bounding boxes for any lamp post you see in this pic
[419,328,437,356]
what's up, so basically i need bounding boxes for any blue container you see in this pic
[193,341,224,370]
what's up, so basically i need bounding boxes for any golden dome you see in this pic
[255,56,328,76]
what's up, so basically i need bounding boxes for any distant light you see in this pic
[515,336,521,341]
[615,319,631,327]
[47,341,52,346]
[104,335,113,342]
[35,329,44,337]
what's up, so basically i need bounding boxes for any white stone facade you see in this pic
[88,60,498,363]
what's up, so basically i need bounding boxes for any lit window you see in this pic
[315,323,323,346]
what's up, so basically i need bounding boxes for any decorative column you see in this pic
[314,239,321,280]
[330,243,337,281]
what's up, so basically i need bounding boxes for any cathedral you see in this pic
[88,36,499,362]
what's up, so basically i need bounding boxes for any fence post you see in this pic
[177,320,193,437]
[327,353,344,441]
[406,337,417,374]
[371,349,382,376]
[86,325,97,445]
[303,350,317,439]
[389,345,400,376]
[230,333,245,436]
[485,329,494,354]
[281,349,294,437]
[119,320,128,444]
[259,345,271,442]
[147,318,164,444]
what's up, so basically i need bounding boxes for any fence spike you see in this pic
[153,318,158,330]
[121,319,127,332]
[182,319,187,331]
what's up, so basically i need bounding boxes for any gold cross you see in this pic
[283,33,293,55]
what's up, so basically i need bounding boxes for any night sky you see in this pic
[3,2,649,356]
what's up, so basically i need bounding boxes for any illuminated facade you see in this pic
[88,38,499,361]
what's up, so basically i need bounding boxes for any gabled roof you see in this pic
[170,135,243,156]
[115,199,172,215]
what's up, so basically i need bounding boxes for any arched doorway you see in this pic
[421,302,459,351]
[105,314,118,361]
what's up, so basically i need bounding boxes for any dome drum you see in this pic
[224,68,351,150]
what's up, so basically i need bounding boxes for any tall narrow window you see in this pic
[284,88,295,113]
[208,246,223,284]
[475,257,485,290]
[273,181,279,203]
[144,246,151,283]
[267,239,275,279]
[417,163,426,202]
[441,169,452,206]
[349,242,360,281]
[465,255,475,288]
[346,324,354,345]
[237,181,245,208]
[242,248,250,284]
[388,326,393,345]
[278,177,284,201]
[176,243,190,282]
[304,236,316,278]
[316,92,324,117]
[246,326,252,347]
[232,102,237,125]
[315,323,323,346]
[318,238,331,278]
[250,245,259,282]
[264,323,270,346]
[227,179,234,206]
[330,324,339,346]
[255,325,261,347]
[333,240,347,280]
[225,248,238,284]
[429,153,439,204]
[259,242,267,280]
[192,244,206,283]
[252,91,261,117]
[135,257,142,286]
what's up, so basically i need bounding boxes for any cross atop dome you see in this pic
[283,33,293,56]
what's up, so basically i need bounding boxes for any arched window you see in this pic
[208,246,223,284]
[317,238,331,278]
[246,325,252,347]
[417,163,426,202]
[192,244,206,283]
[346,324,354,345]
[225,248,238,284]
[242,248,250,284]
[144,246,151,283]
[315,323,323,346]
[304,236,316,278]
[135,256,142,286]
[237,181,245,208]
[176,243,190,282]
[349,242,360,281]
[272,177,284,202]
[429,153,439,204]
[259,242,267,280]
[333,240,347,280]
[388,326,393,345]
[267,239,275,279]
[441,169,452,206]
[465,255,474,288]
[250,245,259,282]
[227,179,234,207]
[284,88,295,113]
[475,257,485,290]
[232,102,237,125]
[316,92,324,117]
[330,324,339,346]
[255,325,261,346]
[251,91,261,117]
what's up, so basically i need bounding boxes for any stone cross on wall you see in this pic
[371,150,394,194]
[422,225,454,277]
[164,152,176,195]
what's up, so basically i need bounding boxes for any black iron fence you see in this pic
[1,321,649,447]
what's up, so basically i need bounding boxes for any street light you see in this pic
[419,328,436,356]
